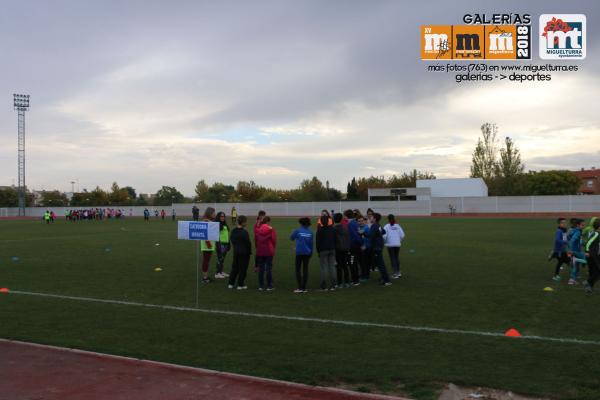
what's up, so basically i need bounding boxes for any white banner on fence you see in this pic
[177,221,219,241]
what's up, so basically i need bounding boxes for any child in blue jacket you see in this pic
[290,217,313,293]
[549,218,570,281]
[568,218,587,285]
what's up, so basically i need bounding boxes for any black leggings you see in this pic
[295,254,311,290]
[335,250,350,284]
[588,259,600,288]
[552,252,570,276]
[229,253,250,287]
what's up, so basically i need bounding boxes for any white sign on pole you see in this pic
[177,220,220,308]
[177,221,219,241]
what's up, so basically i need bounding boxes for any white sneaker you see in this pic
[215,273,225,279]
[237,286,248,290]
[227,284,234,289]
[221,272,229,277]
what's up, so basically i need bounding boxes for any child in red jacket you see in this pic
[255,216,277,291]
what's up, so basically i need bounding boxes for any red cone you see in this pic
[505,328,521,337]
[0,288,9,293]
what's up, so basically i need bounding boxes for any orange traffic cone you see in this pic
[0,288,9,293]
[505,328,521,338]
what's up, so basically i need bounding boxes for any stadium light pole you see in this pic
[13,94,30,217]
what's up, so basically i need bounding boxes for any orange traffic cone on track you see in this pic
[505,328,521,338]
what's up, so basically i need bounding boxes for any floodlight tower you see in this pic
[13,94,30,217]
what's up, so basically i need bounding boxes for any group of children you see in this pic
[550,216,600,293]
[197,207,405,292]
[65,208,126,221]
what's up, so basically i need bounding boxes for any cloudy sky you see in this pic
[0,0,598,195]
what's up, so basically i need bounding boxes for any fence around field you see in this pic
[2,195,600,218]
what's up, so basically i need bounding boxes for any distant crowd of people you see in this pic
[41,208,180,223]
[143,208,176,221]
[65,208,127,221]
[42,208,129,223]
[550,216,600,293]
[195,207,406,293]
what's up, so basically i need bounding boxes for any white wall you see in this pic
[3,195,599,218]
[417,178,488,197]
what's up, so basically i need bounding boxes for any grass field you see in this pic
[1,216,600,399]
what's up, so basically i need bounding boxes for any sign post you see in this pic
[177,221,220,308]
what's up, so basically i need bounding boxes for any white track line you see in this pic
[6,289,600,346]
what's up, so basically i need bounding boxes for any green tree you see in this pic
[470,123,498,182]
[40,190,69,207]
[355,176,387,200]
[236,181,265,202]
[493,136,526,196]
[258,190,284,202]
[90,186,110,206]
[205,182,236,203]
[122,186,137,199]
[496,137,525,178]
[0,187,18,207]
[527,171,581,195]
[291,177,329,201]
[109,182,131,205]
[346,177,359,200]
[135,195,149,206]
[387,170,436,188]
[194,180,209,202]
[154,186,184,206]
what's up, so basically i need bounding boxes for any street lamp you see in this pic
[13,94,30,216]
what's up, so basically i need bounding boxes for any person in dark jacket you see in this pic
[333,213,351,288]
[290,217,313,293]
[584,220,600,293]
[549,217,570,281]
[228,215,252,289]
[316,215,337,290]
[368,213,392,286]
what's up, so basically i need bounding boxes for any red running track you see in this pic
[0,339,408,400]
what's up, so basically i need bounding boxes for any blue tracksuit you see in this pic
[348,219,362,247]
[362,225,371,248]
[290,227,313,255]
[568,227,586,280]
[553,228,568,254]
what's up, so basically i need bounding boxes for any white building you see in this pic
[416,178,488,198]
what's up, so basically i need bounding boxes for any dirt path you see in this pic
[0,339,409,400]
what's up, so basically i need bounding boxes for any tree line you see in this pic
[0,124,584,208]
[0,173,435,208]
[470,123,581,196]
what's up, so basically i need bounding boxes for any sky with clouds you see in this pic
[0,0,598,195]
